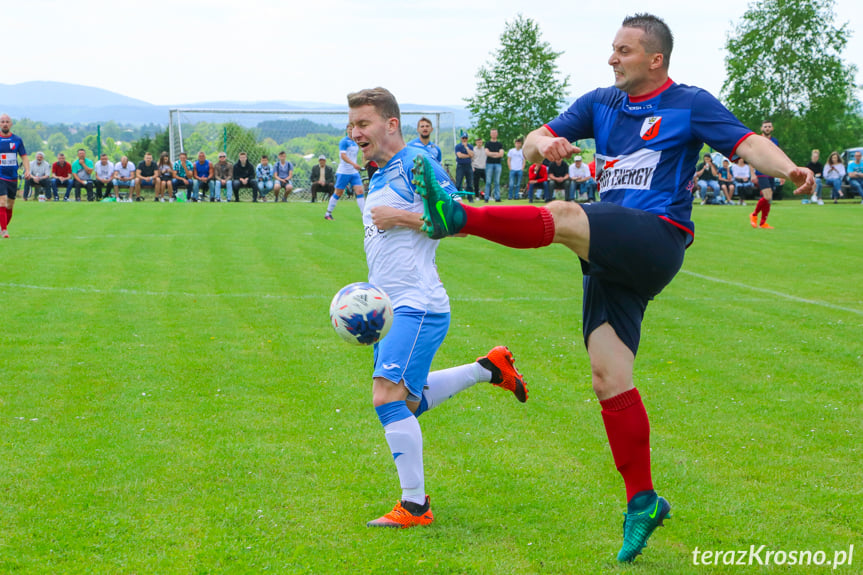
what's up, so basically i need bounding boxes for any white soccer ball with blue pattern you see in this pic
[329,282,394,345]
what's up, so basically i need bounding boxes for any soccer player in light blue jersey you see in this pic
[347,87,528,529]
[324,127,366,219]
[406,116,442,163]
[0,114,30,238]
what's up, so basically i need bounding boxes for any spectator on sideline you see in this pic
[507,137,525,199]
[407,117,442,162]
[273,151,294,202]
[231,151,256,202]
[526,161,548,203]
[717,158,734,205]
[454,133,474,199]
[823,151,845,203]
[484,129,504,202]
[846,150,863,201]
[93,153,114,200]
[568,155,596,201]
[213,152,233,202]
[112,156,136,201]
[24,151,52,201]
[134,152,157,201]
[156,152,174,201]
[730,157,754,204]
[547,158,570,202]
[71,148,95,202]
[51,153,73,201]
[471,137,487,199]
[192,151,213,202]
[695,154,722,204]
[310,155,335,203]
[806,149,824,205]
[255,154,274,202]
[172,152,194,201]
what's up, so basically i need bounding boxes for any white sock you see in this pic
[383,416,425,504]
[356,195,365,213]
[326,194,339,214]
[422,362,491,412]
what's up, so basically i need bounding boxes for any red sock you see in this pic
[0,206,7,230]
[752,197,766,216]
[760,200,771,225]
[600,388,653,502]
[5,207,12,225]
[462,205,555,249]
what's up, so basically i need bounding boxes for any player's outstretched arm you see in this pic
[737,135,814,195]
[524,126,580,165]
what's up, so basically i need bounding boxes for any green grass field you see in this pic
[1,199,860,574]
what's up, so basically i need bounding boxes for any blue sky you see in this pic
[7,0,863,108]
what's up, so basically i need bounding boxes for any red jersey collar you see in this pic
[629,77,674,103]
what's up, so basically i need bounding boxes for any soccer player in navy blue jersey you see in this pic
[750,120,782,228]
[0,114,30,238]
[414,13,814,562]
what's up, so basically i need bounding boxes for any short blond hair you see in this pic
[347,87,401,125]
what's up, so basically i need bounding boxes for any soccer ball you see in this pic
[329,282,394,345]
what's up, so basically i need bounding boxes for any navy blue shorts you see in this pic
[0,178,18,200]
[757,175,774,191]
[579,202,687,356]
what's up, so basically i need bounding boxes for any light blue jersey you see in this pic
[407,138,442,163]
[337,136,360,175]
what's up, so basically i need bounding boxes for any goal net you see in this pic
[168,108,456,202]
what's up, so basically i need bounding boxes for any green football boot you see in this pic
[617,493,671,563]
[412,154,467,239]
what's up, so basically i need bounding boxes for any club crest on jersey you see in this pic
[9,143,15,150]
[640,117,662,141]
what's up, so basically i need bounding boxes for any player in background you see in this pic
[0,114,30,239]
[413,14,813,561]
[324,126,365,220]
[348,87,528,529]
[749,120,784,228]
[407,117,442,163]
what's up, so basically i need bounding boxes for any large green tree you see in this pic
[465,14,569,150]
[721,0,861,162]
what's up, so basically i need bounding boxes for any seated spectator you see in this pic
[93,153,114,200]
[546,158,569,202]
[172,152,194,200]
[526,162,548,203]
[71,148,95,202]
[717,158,734,205]
[156,152,174,201]
[846,150,863,201]
[823,151,845,203]
[112,156,136,200]
[134,152,157,201]
[255,155,274,202]
[192,151,213,202]
[806,149,824,205]
[310,155,335,203]
[730,157,754,204]
[696,154,723,204]
[273,151,294,202]
[24,151,52,201]
[568,155,596,202]
[231,152,256,202]
[213,152,233,202]
[52,153,74,201]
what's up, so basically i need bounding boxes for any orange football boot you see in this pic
[478,346,528,403]
[367,496,434,528]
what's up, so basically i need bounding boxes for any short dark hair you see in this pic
[77,148,85,153]
[347,87,401,127]
[622,13,673,69]
[515,137,523,144]
[417,116,432,128]
[260,154,268,160]
[278,150,286,155]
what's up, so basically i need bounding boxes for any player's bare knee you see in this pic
[372,376,407,407]
[546,200,589,254]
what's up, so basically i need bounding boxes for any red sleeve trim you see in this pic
[544,124,558,137]
[729,132,755,160]
[658,215,695,245]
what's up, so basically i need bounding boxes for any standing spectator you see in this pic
[71,148,95,202]
[547,158,570,202]
[823,151,846,203]
[24,151,52,201]
[0,113,28,238]
[471,137,487,199]
[325,129,365,220]
[212,152,233,202]
[93,153,114,200]
[310,155,335,203]
[695,154,722,204]
[717,159,734,205]
[255,154,274,202]
[231,152,256,202]
[484,129,504,202]
[454,133,474,199]
[273,151,294,202]
[134,152,157,201]
[526,161,548,203]
[407,117,442,162]
[172,152,195,201]
[568,155,596,201]
[846,150,863,201]
[805,149,824,205]
[112,156,136,201]
[52,153,73,201]
[730,157,754,204]
[507,138,525,199]
[156,152,174,201]
[192,151,213,202]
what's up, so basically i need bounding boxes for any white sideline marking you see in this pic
[680,270,863,316]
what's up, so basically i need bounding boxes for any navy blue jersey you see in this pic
[546,79,753,240]
[0,133,27,182]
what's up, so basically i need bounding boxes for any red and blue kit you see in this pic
[0,133,26,182]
